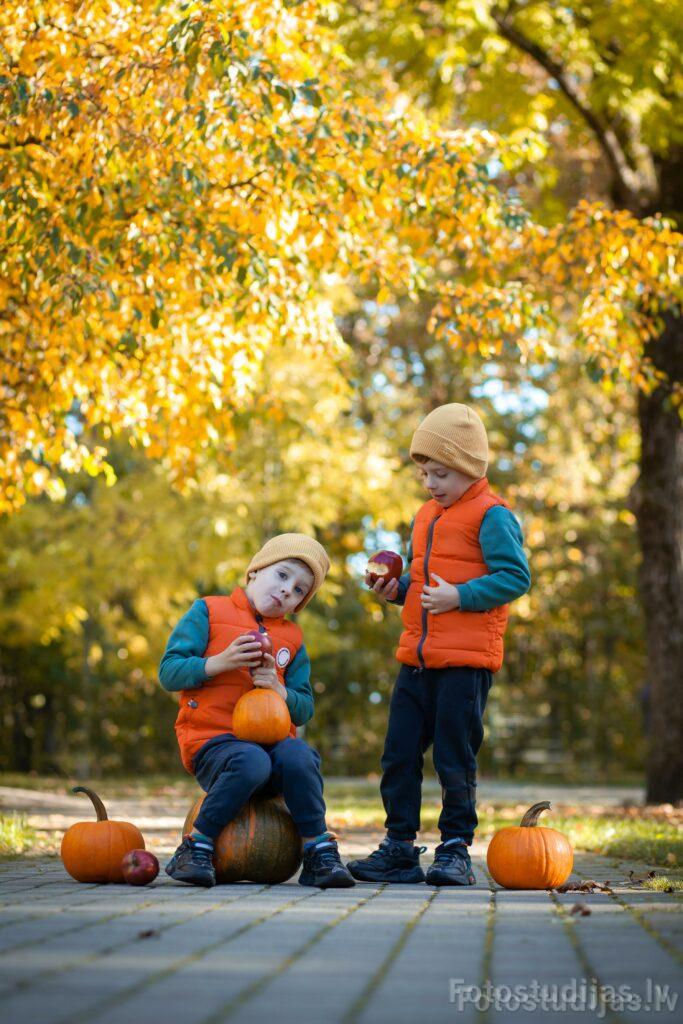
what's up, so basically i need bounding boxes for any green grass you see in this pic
[551,816,683,869]
[0,772,198,799]
[0,813,36,857]
[643,876,683,892]
[322,781,683,869]
[2,774,680,870]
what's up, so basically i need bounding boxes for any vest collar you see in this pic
[457,476,490,504]
[231,585,286,625]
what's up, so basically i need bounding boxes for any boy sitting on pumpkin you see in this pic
[159,533,354,889]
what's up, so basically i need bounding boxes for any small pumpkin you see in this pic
[233,688,291,744]
[61,787,145,883]
[486,801,573,890]
[183,793,302,883]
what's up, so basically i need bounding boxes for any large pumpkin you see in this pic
[233,688,291,745]
[61,787,145,883]
[183,793,302,883]
[486,801,573,890]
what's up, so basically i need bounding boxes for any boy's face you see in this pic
[417,459,478,508]
[246,558,314,617]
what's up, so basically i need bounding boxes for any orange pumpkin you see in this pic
[486,801,573,890]
[233,688,291,744]
[183,793,302,883]
[61,787,145,883]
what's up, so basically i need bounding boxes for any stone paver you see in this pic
[0,848,680,1024]
[356,880,490,1024]
[1,780,682,1023]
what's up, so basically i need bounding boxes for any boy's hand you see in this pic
[421,574,460,615]
[365,573,399,603]
[206,634,264,676]
[251,653,287,699]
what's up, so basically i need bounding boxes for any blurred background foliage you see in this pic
[5,0,673,785]
[0,326,646,781]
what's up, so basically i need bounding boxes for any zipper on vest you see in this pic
[416,512,441,670]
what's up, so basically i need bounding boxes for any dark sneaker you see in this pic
[298,838,356,889]
[165,835,216,887]
[425,841,476,886]
[347,839,426,883]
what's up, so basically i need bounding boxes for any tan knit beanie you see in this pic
[246,533,330,611]
[410,403,488,478]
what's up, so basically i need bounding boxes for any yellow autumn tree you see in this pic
[2,0,680,513]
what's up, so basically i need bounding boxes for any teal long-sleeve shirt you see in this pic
[158,599,314,727]
[393,504,531,611]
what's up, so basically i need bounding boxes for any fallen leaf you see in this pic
[554,879,611,894]
[570,902,591,916]
[137,929,159,939]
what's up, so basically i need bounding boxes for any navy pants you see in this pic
[380,664,492,844]
[192,734,327,841]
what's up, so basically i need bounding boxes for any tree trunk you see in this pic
[635,312,683,803]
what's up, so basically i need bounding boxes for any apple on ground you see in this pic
[366,550,404,586]
[121,849,159,886]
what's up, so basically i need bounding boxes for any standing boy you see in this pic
[348,404,531,885]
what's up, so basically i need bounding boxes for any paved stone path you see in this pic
[2,784,681,1022]
[1,840,681,1024]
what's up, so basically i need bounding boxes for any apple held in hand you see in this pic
[121,849,159,886]
[366,550,403,586]
[244,629,273,666]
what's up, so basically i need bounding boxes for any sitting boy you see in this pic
[159,533,354,889]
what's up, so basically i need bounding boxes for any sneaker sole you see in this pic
[347,864,426,884]
[165,864,216,888]
[298,870,356,889]
[425,871,476,887]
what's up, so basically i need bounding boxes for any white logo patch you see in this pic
[276,647,291,668]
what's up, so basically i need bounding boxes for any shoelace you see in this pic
[309,845,341,867]
[186,839,213,866]
[366,841,399,861]
[367,841,426,861]
[433,847,468,865]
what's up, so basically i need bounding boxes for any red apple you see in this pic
[366,550,404,586]
[121,849,159,886]
[244,629,273,666]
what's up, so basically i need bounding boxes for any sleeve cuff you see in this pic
[190,657,210,687]
[457,583,475,612]
[389,572,411,606]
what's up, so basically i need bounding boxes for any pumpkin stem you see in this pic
[520,801,551,827]
[72,786,108,821]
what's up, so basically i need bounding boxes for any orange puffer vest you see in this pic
[396,478,510,672]
[174,587,302,773]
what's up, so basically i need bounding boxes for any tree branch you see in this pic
[0,135,46,150]
[490,7,658,210]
